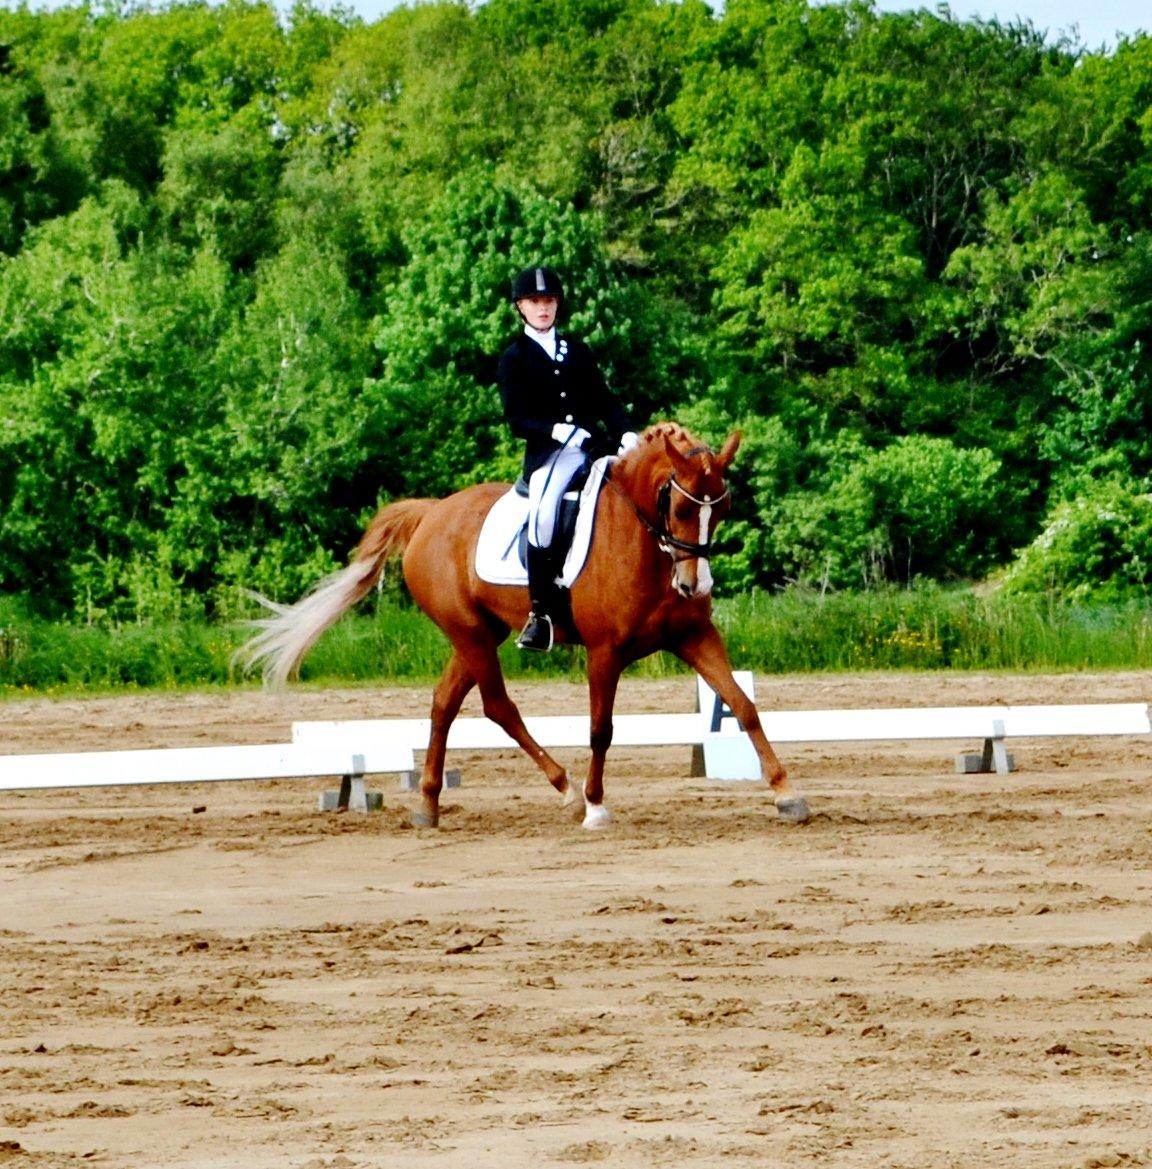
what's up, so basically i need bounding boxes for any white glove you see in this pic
[617,431,639,455]
[551,422,590,449]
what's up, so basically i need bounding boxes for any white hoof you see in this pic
[582,803,612,830]
[562,779,586,819]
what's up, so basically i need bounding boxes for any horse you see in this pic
[238,421,810,829]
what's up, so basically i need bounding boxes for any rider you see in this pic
[498,266,638,651]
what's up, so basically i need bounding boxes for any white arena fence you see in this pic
[0,740,415,812]
[1,674,1148,809]
[290,673,1152,780]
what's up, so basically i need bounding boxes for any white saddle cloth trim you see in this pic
[475,457,613,587]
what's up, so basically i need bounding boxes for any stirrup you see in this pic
[516,612,554,652]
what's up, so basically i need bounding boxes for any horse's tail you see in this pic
[236,499,437,687]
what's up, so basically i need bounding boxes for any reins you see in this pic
[605,455,730,562]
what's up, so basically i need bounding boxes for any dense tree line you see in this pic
[1,0,1150,621]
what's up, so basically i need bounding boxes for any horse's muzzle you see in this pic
[672,558,713,599]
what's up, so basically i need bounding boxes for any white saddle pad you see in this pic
[475,457,613,588]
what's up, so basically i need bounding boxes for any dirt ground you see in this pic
[2,670,1152,1169]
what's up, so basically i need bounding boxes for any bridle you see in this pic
[608,446,730,563]
[653,476,730,561]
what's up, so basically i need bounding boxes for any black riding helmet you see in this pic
[511,266,564,304]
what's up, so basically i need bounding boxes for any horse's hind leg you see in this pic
[413,650,477,828]
[413,629,573,827]
[576,645,623,829]
[459,632,575,809]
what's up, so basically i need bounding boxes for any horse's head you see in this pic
[621,423,741,599]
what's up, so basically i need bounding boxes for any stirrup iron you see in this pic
[517,611,554,652]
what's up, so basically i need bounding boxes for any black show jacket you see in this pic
[498,332,632,478]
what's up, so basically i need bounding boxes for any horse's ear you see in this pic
[662,432,695,480]
[717,430,742,472]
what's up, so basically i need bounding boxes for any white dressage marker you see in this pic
[0,741,416,812]
[692,672,760,779]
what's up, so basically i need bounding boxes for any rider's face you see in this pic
[517,296,558,333]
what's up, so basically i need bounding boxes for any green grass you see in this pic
[2,586,1150,698]
[715,587,1152,672]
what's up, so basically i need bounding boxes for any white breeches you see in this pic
[528,447,588,548]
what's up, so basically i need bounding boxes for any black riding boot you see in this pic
[517,544,557,652]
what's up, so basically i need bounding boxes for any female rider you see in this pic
[497,266,638,651]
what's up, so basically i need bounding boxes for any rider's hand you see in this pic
[618,431,639,455]
[551,423,591,449]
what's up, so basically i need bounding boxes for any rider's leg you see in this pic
[518,446,587,652]
[518,543,558,651]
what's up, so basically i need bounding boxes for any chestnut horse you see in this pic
[239,422,810,829]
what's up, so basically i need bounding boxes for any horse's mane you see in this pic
[621,421,689,462]
[639,421,693,448]
[617,421,709,476]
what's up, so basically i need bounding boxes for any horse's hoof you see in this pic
[775,796,811,824]
[562,778,586,819]
[582,803,612,830]
[410,807,439,829]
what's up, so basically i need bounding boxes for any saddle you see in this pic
[474,457,613,589]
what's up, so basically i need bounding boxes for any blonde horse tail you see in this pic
[236,499,437,687]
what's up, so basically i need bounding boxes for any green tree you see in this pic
[0,5,98,247]
[158,113,282,271]
[0,180,232,616]
[2,0,1149,620]
[204,232,377,606]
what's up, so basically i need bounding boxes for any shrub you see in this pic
[999,478,1152,602]
[768,435,1008,590]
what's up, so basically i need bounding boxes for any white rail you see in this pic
[1,676,1145,798]
[0,741,415,805]
[290,675,1150,779]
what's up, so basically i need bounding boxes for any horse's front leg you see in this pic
[677,624,810,823]
[578,647,623,829]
